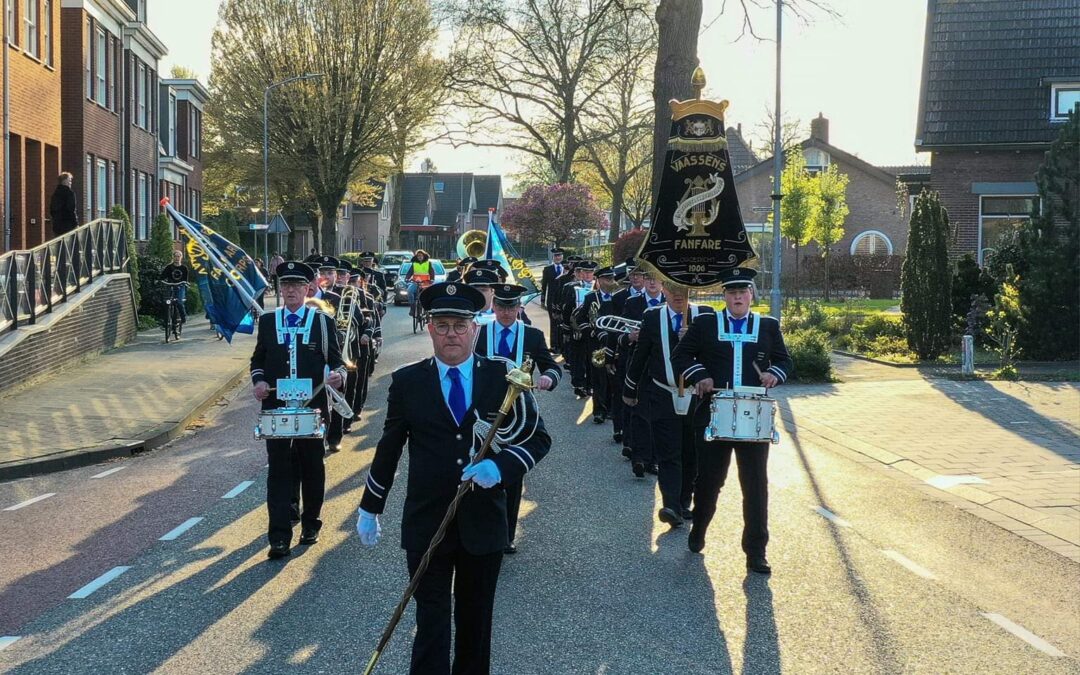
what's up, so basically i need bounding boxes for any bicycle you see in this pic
[410,280,432,334]
[162,281,188,343]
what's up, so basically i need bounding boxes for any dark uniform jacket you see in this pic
[360,356,552,554]
[571,290,616,359]
[624,304,715,408]
[540,263,566,306]
[475,321,562,389]
[249,306,346,413]
[558,281,593,332]
[670,312,793,426]
[549,271,575,315]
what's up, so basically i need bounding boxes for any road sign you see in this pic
[751,206,772,213]
[249,223,270,231]
[267,213,291,234]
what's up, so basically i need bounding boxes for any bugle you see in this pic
[592,314,641,334]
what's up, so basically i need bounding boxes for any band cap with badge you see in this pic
[420,281,486,318]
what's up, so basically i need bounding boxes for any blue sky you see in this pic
[151,0,929,188]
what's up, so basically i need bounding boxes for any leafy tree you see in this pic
[502,183,607,247]
[901,190,953,360]
[148,214,175,263]
[1016,107,1079,360]
[170,65,199,79]
[951,253,994,336]
[612,228,647,265]
[211,0,441,254]
[774,146,818,303]
[810,164,849,301]
[986,264,1022,379]
[443,0,643,184]
[111,205,139,306]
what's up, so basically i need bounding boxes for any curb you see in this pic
[831,350,923,368]
[0,365,249,481]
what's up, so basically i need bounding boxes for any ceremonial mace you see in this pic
[362,358,536,675]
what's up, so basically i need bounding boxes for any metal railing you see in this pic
[0,218,129,336]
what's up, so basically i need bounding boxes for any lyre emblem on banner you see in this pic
[673,174,724,237]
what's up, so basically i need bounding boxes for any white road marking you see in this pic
[0,636,19,651]
[91,466,127,479]
[222,481,255,499]
[3,493,56,511]
[814,506,852,527]
[159,517,204,541]
[926,474,988,489]
[982,613,1066,657]
[68,566,131,599]
[882,550,938,579]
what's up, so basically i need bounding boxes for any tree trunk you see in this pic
[794,241,801,307]
[318,201,339,256]
[823,247,831,301]
[651,0,703,208]
[607,185,625,243]
[389,170,405,249]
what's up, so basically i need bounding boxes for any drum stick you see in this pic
[752,362,768,391]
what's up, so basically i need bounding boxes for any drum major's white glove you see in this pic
[357,508,381,546]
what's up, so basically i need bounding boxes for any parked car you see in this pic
[379,251,413,293]
[392,259,447,305]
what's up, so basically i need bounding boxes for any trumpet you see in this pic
[591,347,607,368]
[592,314,641,334]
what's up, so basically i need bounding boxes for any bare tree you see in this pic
[441,0,646,184]
[211,0,442,253]
[751,105,804,156]
[576,6,656,242]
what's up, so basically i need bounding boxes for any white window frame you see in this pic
[23,0,36,57]
[978,194,1039,266]
[95,159,107,219]
[85,154,92,221]
[84,19,91,97]
[849,229,894,256]
[168,93,177,155]
[137,173,148,240]
[137,61,146,129]
[109,160,116,208]
[95,28,106,105]
[804,148,831,174]
[7,0,15,46]
[1050,83,1080,122]
[42,0,50,66]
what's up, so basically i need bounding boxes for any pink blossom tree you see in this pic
[502,183,608,246]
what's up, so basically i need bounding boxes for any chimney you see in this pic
[737,122,743,137]
[810,113,829,144]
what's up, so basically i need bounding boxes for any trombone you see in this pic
[337,287,359,370]
[592,314,641,334]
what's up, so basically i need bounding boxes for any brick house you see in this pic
[60,0,165,243]
[2,0,62,250]
[915,0,1080,265]
[735,114,929,287]
[338,180,390,253]
[158,77,206,222]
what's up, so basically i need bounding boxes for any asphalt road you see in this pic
[0,306,1077,674]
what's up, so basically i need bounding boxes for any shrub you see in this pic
[786,328,832,382]
[111,206,139,306]
[137,256,168,323]
[185,280,204,315]
[137,315,159,331]
[147,214,174,263]
[612,228,646,265]
[781,301,828,333]
[901,190,953,359]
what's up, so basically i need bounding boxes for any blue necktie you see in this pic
[648,298,660,307]
[672,312,683,334]
[447,367,466,426]
[498,327,514,358]
[601,293,611,302]
[555,265,562,276]
[284,312,300,345]
[731,317,746,334]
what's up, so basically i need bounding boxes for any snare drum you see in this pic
[704,390,779,444]
[254,407,326,440]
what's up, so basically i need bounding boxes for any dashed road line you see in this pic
[982,613,1066,657]
[222,481,255,499]
[91,466,127,479]
[814,506,852,527]
[0,636,19,651]
[926,474,987,489]
[159,517,204,541]
[3,493,56,511]
[68,567,131,599]
[882,550,938,579]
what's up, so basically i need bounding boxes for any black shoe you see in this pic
[747,555,772,574]
[632,462,645,478]
[503,544,518,555]
[592,414,605,425]
[613,432,623,444]
[688,525,706,553]
[646,464,659,475]
[658,507,684,528]
[680,507,694,521]
[290,505,301,526]
[299,528,320,546]
[622,446,632,460]
[574,388,584,399]
[267,542,291,559]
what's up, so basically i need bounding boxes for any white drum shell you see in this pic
[704,392,779,443]
[254,407,326,440]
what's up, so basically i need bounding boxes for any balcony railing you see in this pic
[0,218,130,336]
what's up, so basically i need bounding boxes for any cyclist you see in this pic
[404,249,434,317]
[161,250,190,325]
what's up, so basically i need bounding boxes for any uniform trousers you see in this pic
[610,360,628,437]
[406,525,504,675]
[568,337,590,389]
[505,479,523,544]
[631,383,697,510]
[266,437,325,545]
[547,307,562,353]
[692,436,769,556]
[590,359,613,416]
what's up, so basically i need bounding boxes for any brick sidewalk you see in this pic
[0,320,253,479]
[777,355,1080,561]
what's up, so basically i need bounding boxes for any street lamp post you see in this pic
[264,73,323,260]
[770,0,784,322]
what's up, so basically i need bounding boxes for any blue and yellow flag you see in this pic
[165,203,267,343]
[485,209,540,304]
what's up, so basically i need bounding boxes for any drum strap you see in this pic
[658,303,700,415]
[717,312,759,388]
[574,285,590,307]
[275,307,316,345]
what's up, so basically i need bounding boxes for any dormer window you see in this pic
[1051,83,1079,121]
[434,181,445,193]
[804,148,830,175]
